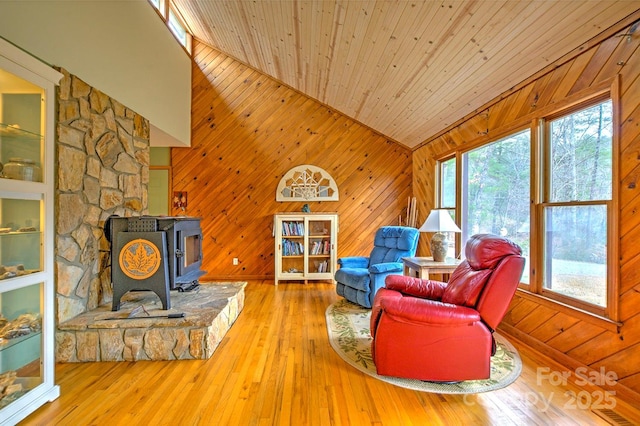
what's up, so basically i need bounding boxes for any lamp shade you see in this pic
[419,210,461,233]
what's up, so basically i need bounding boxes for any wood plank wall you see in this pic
[172,41,413,280]
[413,12,640,404]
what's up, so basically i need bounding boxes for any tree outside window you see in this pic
[543,100,612,307]
[437,98,614,317]
[461,130,531,282]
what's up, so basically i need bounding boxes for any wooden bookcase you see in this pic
[274,213,338,285]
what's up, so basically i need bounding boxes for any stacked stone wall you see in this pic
[55,68,149,323]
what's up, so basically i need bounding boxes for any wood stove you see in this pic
[106,216,206,311]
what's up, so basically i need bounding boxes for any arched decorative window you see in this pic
[276,165,339,201]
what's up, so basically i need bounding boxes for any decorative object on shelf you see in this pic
[302,204,310,212]
[0,264,37,280]
[3,158,42,181]
[419,209,461,262]
[276,165,339,201]
[0,312,41,340]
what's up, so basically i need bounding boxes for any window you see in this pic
[460,130,531,282]
[436,157,458,258]
[541,100,612,308]
[148,0,192,54]
[148,0,164,15]
[168,7,191,51]
[437,96,616,318]
[439,157,456,209]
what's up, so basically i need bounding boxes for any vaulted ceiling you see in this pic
[173,0,639,149]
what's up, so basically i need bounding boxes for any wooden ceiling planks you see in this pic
[174,0,639,148]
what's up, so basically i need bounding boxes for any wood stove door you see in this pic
[112,231,170,311]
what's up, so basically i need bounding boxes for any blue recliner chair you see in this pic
[335,226,419,308]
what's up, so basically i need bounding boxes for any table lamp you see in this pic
[419,209,461,262]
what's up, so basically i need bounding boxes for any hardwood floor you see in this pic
[21,281,640,425]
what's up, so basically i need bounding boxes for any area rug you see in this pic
[325,299,522,394]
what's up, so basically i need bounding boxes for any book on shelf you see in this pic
[309,240,331,255]
[282,221,304,237]
[316,260,328,273]
[282,238,304,256]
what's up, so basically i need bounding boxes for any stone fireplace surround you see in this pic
[55,68,150,324]
[53,69,244,362]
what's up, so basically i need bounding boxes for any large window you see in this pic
[437,97,615,318]
[461,130,531,282]
[541,100,612,308]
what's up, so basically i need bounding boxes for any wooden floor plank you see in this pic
[20,281,640,425]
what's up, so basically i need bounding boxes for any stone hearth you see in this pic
[56,282,246,362]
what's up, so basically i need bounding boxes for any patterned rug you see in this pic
[326,299,522,394]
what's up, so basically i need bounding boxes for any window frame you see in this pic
[167,5,193,53]
[148,0,193,55]
[434,79,620,323]
[435,155,459,256]
[530,93,618,319]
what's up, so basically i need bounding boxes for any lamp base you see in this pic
[430,232,448,262]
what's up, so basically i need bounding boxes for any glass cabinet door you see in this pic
[0,68,45,183]
[0,36,60,423]
[0,198,42,279]
[0,282,43,409]
[280,220,305,276]
[307,219,332,274]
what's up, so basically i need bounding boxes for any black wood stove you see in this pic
[106,216,206,311]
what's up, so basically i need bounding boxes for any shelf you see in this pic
[0,270,40,282]
[0,123,43,142]
[0,330,41,352]
[0,230,40,237]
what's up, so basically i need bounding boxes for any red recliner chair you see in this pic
[370,234,525,382]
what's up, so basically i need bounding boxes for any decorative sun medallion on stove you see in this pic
[118,238,161,280]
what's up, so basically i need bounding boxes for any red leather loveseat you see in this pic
[370,234,525,382]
